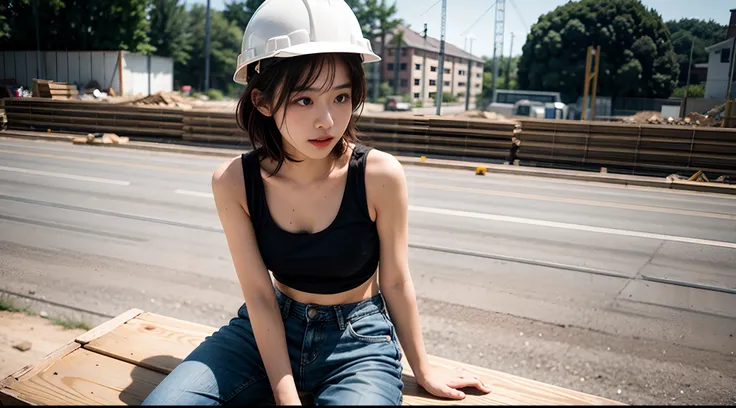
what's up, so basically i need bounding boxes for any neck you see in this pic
[278,143,338,184]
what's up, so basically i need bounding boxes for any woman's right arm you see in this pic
[211,158,301,406]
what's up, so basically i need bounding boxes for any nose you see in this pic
[314,104,334,130]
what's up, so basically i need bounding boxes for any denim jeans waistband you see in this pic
[273,286,386,330]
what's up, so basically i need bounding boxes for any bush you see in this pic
[432,92,457,103]
[415,100,424,108]
[206,88,225,101]
[379,82,393,98]
[672,83,705,98]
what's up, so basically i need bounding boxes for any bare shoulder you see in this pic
[211,155,248,213]
[364,148,407,215]
[364,148,405,187]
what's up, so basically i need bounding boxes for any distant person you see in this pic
[507,136,521,164]
[142,0,490,405]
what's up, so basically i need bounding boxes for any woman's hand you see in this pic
[417,365,492,400]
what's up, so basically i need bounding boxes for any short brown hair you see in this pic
[236,53,366,175]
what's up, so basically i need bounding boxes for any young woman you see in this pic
[143,0,491,405]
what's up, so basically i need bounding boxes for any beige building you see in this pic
[370,25,484,102]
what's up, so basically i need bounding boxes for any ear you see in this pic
[251,89,272,117]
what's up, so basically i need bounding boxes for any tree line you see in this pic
[0,0,402,98]
[0,0,728,101]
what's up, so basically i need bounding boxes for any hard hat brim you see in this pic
[233,42,381,84]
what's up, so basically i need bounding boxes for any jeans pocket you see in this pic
[346,313,393,343]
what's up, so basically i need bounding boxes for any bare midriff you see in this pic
[273,271,380,306]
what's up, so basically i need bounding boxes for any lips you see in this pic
[308,136,334,148]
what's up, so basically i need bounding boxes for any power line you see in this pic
[415,0,441,19]
[507,0,528,32]
[460,2,496,36]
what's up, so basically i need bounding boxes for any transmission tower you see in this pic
[490,0,505,101]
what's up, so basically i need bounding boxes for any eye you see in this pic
[335,93,351,104]
[294,97,312,106]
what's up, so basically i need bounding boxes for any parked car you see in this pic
[384,95,412,111]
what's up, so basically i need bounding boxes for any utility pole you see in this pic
[505,33,514,88]
[32,0,42,79]
[465,38,475,111]
[490,0,506,104]
[727,36,736,101]
[204,0,212,91]
[421,24,428,102]
[581,45,601,121]
[435,0,447,115]
[680,38,694,118]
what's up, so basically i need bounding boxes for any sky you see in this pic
[190,0,733,59]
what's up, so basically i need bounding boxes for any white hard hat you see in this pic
[233,0,381,84]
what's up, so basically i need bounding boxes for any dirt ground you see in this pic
[0,311,86,380]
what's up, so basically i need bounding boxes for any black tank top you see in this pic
[242,144,380,294]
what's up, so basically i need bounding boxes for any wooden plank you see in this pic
[1,348,164,406]
[8,120,184,137]
[82,315,213,375]
[400,355,623,406]
[7,113,184,130]
[0,342,80,389]
[76,308,143,345]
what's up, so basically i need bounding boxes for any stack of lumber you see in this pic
[33,80,79,100]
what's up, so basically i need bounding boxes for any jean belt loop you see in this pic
[333,305,346,331]
[281,298,292,319]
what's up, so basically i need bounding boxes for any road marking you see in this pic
[0,148,210,175]
[415,182,736,220]
[409,205,736,249]
[175,189,214,198]
[407,168,736,201]
[0,165,131,186]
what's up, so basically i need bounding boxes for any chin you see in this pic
[299,139,341,159]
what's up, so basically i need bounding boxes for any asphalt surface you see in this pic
[0,137,734,405]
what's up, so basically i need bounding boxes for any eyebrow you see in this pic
[296,82,352,93]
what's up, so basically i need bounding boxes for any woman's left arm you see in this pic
[366,151,491,400]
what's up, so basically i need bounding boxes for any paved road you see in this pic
[0,137,734,404]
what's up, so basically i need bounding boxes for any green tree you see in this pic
[517,0,679,102]
[666,19,726,86]
[0,0,152,53]
[179,5,242,93]
[481,55,519,100]
[223,0,266,30]
[149,0,192,66]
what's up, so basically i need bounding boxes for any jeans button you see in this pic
[308,307,317,318]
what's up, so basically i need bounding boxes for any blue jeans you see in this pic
[142,287,404,405]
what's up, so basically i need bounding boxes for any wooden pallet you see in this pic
[0,309,622,406]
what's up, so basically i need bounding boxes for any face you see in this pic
[256,58,354,160]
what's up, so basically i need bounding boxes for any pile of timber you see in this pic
[33,80,79,100]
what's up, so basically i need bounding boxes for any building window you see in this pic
[429,79,437,86]
[458,82,466,87]
[458,70,466,75]
[444,81,450,86]
[430,66,437,72]
[444,68,450,74]
[401,48,407,56]
[414,79,420,85]
[388,49,393,56]
[400,79,408,87]
[415,63,421,70]
[413,92,420,98]
[722,48,731,63]
[475,83,481,88]
[476,73,481,78]
[388,80,394,87]
[429,92,437,99]
[387,63,394,70]
[400,63,407,71]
